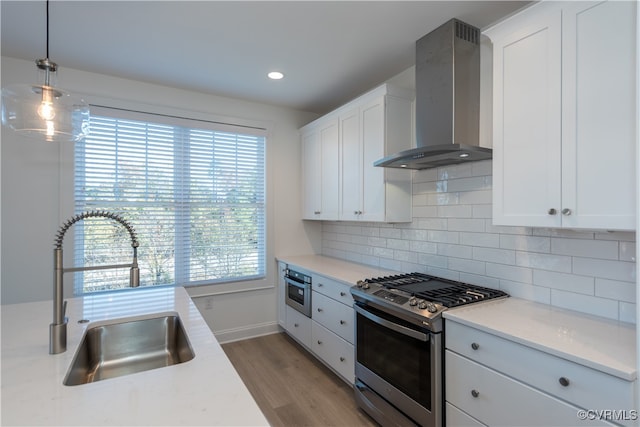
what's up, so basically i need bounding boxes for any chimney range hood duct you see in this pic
[375,19,491,170]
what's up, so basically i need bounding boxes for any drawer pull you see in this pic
[318,283,324,287]
[471,389,480,398]
[340,320,346,325]
[559,377,570,387]
[340,292,346,296]
[317,308,323,312]
[294,323,299,327]
[317,340,323,345]
[340,357,345,362]
[471,342,480,350]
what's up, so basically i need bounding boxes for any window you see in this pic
[73,106,266,295]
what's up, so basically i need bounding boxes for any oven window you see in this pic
[287,283,305,305]
[356,310,431,411]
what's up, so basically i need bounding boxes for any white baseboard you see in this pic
[214,321,282,344]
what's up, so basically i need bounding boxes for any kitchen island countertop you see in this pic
[1,286,269,426]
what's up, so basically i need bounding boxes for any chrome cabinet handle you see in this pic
[294,323,299,327]
[471,390,480,398]
[340,357,345,362]
[317,308,323,312]
[548,208,557,215]
[317,340,322,345]
[471,342,479,350]
[562,208,572,216]
[340,291,346,297]
[340,320,346,325]
[318,283,323,287]
[559,377,570,387]
[314,211,321,215]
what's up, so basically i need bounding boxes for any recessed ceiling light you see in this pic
[268,71,284,80]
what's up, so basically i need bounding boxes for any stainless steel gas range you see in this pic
[351,273,508,427]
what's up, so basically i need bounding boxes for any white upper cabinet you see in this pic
[301,83,413,222]
[301,117,340,220]
[487,0,637,230]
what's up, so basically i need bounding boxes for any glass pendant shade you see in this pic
[2,80,90,143]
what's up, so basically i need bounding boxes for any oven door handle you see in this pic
[354,304,428,342]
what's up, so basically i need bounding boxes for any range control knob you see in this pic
[362,282,370,290]
[356,280,364,288]
[409,297,418,306]
[418,300,428,310]
[426,303,438,313]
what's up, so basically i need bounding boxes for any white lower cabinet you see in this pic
[281,266,355,385]
[285,305,311,349]
[311,321,354,383]
[445,320,630,426]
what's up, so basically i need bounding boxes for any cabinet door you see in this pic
[360,96,387,222]
[302,130,321,219]
[340,107,362,221]
[277,261,287,327]
[285,305,311,349]
[491,7,563,227]
[319,119,340,220]
[560,0,636,230]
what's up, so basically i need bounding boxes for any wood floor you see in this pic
[222,332,378,427]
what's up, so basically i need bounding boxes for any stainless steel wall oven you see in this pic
[351,273,508,426]
[284,267,312,317]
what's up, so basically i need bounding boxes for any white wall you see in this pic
[322,160,637,324]
[1,56,321,341]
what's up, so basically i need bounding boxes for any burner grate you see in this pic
[366,273,508,308]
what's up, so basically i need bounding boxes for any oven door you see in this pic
[354,303,442,427]
[285,277,311,317]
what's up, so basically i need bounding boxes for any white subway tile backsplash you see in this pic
[516,252,572,273]
[472,205,493,219]
[620,241,636,262]
[595,278,636,303]
[533,270,594,295]
[473,247,516,265]
[460,232,501,248]
[499,280,551,304]
[500,234,550,253]
[437,244,473,259]
[448,257,486,275]
[320,160,636,323]
[437,205,473,218]
[572,257,636,282]
[486,263,533,283]
[551,290,619,321]
[619,302,636,323]
[447,218,485,232]
[551,238,619,260]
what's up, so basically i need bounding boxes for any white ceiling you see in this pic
[1,1,529,115]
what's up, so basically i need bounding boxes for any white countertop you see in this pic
[276,254,398,285]
[1,286,269,426]
[443,297,637,381]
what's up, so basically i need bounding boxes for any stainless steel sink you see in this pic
[63,312,195,386]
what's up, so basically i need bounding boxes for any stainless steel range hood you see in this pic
[375,19,491,170]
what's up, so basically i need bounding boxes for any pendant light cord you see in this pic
[45,0,50,59]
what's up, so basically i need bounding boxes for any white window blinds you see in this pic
[73,106,266,295]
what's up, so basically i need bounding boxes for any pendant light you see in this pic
[1,0,90,143]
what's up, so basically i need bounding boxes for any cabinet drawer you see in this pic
[446,351,615,426]
[312,321,355,384]
[285,305,311,349]
[446,321,634,412]
[312,274,353,306]
[446,402,487,427]
[313,291,354,344]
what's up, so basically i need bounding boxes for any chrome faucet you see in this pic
[50,210,140,354]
